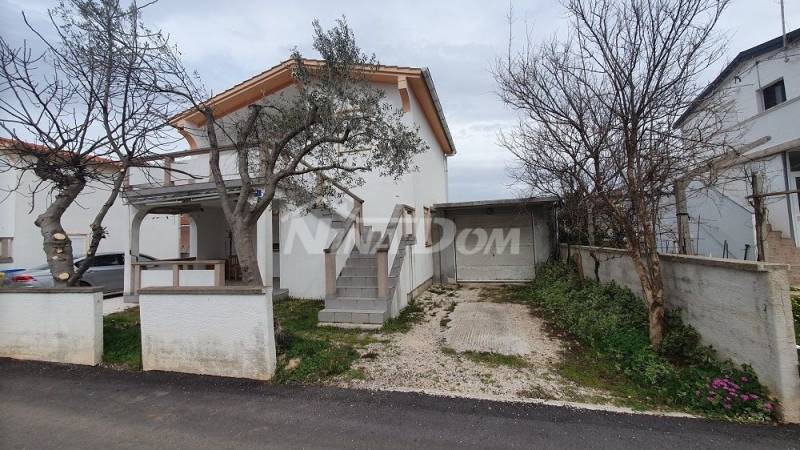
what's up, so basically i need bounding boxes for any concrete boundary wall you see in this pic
[0,287,103,365]
[139,286,276,380]
[562,244,800,422]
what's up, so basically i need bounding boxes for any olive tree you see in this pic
[170,18,428,286]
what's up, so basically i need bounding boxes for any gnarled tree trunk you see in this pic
[34,180,86,287]
[231,217,262,286]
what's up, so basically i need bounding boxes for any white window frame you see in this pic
[758,78,787,112]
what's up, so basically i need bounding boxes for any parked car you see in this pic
[6,252,156,295]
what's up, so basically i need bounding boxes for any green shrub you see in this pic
[515,262,778,421]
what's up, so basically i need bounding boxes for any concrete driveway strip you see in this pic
[1,359,799,449]
[444,302,533,355]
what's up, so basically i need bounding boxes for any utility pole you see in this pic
[674,179,693,255]
[781,0,788,49]
[751,173,768,262]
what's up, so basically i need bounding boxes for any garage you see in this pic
[431,198,558,283]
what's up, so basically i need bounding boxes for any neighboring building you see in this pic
[122,60,557,325]
[0,138,181,272]
[668,28,800,281]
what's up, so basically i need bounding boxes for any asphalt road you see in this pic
[1,359,799,449]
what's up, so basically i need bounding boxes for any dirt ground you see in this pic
[335,284,621,407]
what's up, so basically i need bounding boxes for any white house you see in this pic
[0,138,180,273]
[668,27,800,282]
[121,60,457,325]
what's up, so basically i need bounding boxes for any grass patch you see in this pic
[440,346,529,368]
[273,299,369,383]
[381,300,425,333]
[462,351,530,368]
[273,334,360,383]
[103,307,141,370]
[275,299,380,347]
[558,345,661,410]
[512,262,779,422]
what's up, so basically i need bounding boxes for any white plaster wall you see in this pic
[564,244,800,422]
[0,164,179,270]
[0,167,16,239]
[0,290,103,365]
[139,214,181,260]
[180,270,216,286]
[189,206,229,259]
[279,210,335,299]
[139,270,172,288]
[349,83,450,290]
[679,42,800,247]
[168,79,451,297]
[139,289,276,380]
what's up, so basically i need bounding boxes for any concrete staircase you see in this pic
[318,228,390,326]
[766,224,800,285]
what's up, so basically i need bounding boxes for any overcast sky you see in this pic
[2,0,799,201]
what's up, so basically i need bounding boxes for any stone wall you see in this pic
[0,288,103,365]
[562,244,800,422]
[138,286,276,380]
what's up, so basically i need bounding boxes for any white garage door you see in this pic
[453,212,535,281]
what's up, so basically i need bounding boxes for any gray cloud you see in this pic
[2,0,799,202]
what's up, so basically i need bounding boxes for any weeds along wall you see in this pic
[561,244,800,423]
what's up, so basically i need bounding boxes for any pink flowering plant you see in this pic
[693,372,777,420]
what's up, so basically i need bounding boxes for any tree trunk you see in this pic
[231,218,262,286]
[628,232,667,349]
[231,215,289,348]
[34,181,86,287]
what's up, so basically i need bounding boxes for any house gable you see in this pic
[170,59,456,155]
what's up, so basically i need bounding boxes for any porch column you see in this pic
[124,205,148,299]
[256,205,273,287]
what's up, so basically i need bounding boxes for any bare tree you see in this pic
[495,0,734,348]
[0,0,187,286]
[167,18,428,286]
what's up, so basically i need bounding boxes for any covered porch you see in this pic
[122,180,287,302]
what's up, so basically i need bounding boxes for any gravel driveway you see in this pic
[336,285,632,410]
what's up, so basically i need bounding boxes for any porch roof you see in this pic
[432,196,559,211]
[123,178,258,208]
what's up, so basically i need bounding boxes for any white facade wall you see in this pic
[139,288,276,380]
[0,288,103,365]
[279,211,336,298]
[0,163,179,271]
[677,41,800,254]
[346,83,450,291]
[167,80,450,299]
[0,168,15,240]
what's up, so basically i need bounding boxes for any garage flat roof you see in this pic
[433,197,559,210]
